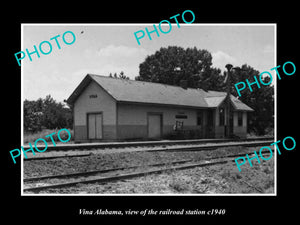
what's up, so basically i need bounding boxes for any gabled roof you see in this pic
[67,74,253,111]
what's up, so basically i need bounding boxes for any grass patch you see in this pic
[23,129,73,144]
[217,159,275,193]
[169,174,192,192]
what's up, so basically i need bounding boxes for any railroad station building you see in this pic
[67,74,253,143]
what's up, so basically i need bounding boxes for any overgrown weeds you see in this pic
[23,129,74,144]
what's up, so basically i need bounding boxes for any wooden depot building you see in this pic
[66,74,253,142]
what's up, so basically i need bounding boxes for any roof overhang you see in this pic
[66,74,93,105]
[66,74,254,112]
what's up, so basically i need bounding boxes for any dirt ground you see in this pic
[24,146,275,194]
[34,160,274,194]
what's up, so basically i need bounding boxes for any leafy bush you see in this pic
[24,95,73,132]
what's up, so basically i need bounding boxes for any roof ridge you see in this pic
[205,93,227,97]
[88,74,231,99]
[67,73,253,111]
[88,73,212,92]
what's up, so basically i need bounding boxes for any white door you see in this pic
[88,113,102,139]
[148,114,162,138]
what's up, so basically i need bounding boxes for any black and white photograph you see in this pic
[21,24,276,195]
[4,5,298,224]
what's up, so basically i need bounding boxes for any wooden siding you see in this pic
[73,81,117,141]
[117,103,200,139]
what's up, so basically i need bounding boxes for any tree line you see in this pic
[24,95,72,133]
[135,46,273,136]
[24,46,273,136]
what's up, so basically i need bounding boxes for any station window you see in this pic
[219,108,225,126]
[238,112,243,126]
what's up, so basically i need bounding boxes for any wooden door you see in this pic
[148,114,162,139]
[88,113,103,139]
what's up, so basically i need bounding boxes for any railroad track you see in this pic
[25,137,274,152]
[23,149,273,193]
[24,139,274,161]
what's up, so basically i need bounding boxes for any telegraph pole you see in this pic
[225,64,233,138]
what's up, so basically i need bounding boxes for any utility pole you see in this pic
[225,64,233,138]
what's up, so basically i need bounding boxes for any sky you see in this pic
[22,24,275,102]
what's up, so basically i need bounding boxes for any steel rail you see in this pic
[23,160,229,192]
[147,140,273,152]
[24,159,193,182]
[23,137,274,152]
[24,140,274,161]
[23,149,273,193]
[24,153,93,161]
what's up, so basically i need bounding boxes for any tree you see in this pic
[230,64,274,135]
[135,46,225,91]
[24,95,73,132]
[24,99,44,132]
[42,95,73,129]
[118,71,129,80]
[135,46,273,136]
[109,71,130,80]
